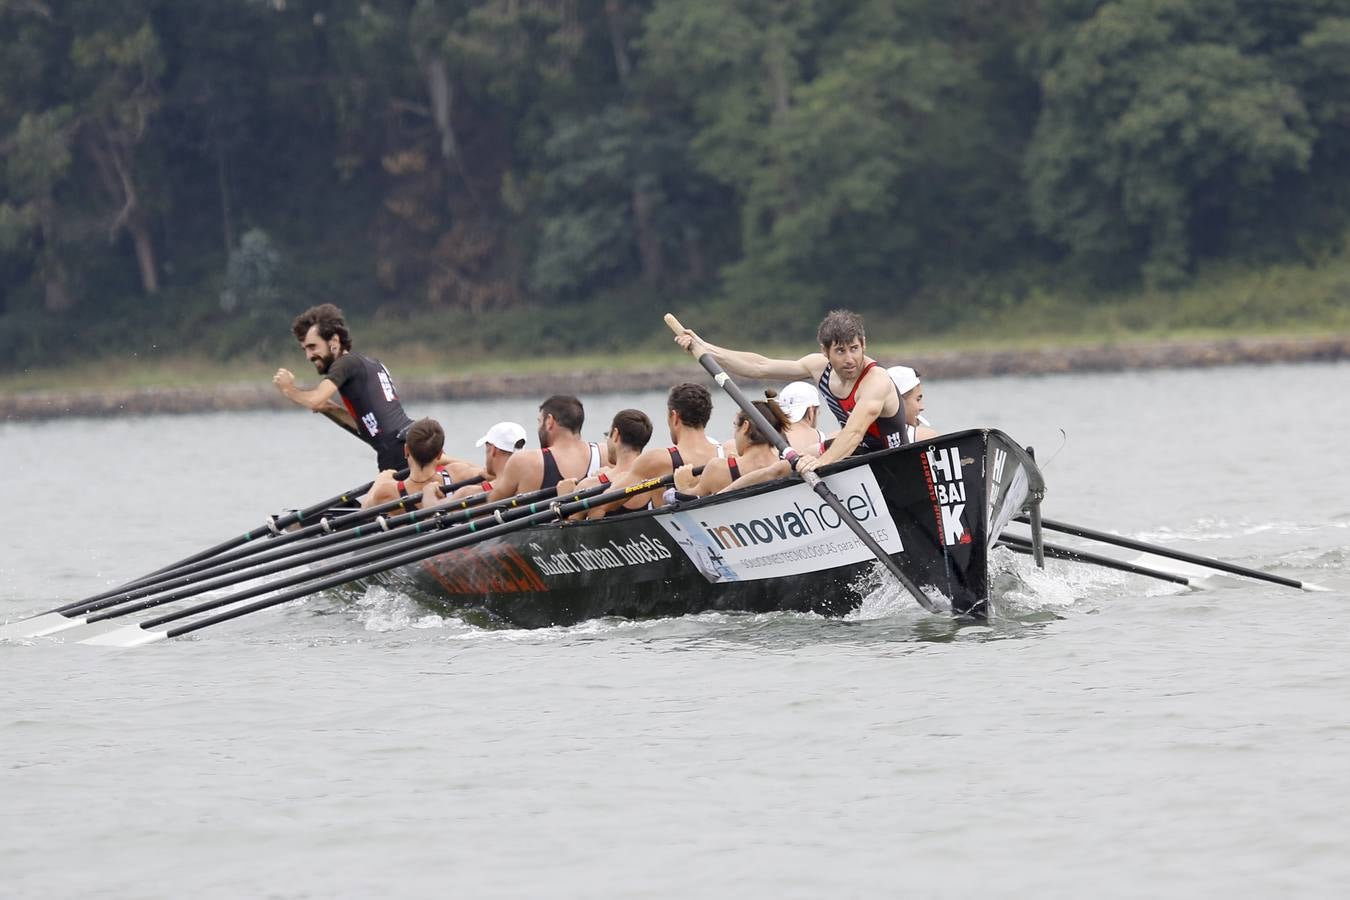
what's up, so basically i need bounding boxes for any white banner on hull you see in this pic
[656,467,903,583]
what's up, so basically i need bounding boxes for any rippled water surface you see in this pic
[3,362,1349,898]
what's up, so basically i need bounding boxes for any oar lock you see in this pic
[376,515,391,532]
[266,515,284,536]
[320,517,335,534]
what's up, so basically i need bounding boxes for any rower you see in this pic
[618,383,725,508]
[674,393,790,497]
[776,380,827,457]
[485,395,603,500]
[887,366,939,442]
[557,409,654,519]
[441,421,528,499]
[361,417,452,510]
[672,309,907,478]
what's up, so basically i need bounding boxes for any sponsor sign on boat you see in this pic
[655,467,903,583]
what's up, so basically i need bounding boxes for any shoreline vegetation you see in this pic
[4,331,1346,422]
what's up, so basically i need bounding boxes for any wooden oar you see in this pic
[999,533,1191,586]
[81,474,677,647]
[665,313,938,615]
[1014,515,1327,592]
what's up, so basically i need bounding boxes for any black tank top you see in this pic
[540,448,565,491]
[817,361,907,453]
[325,353,413,451]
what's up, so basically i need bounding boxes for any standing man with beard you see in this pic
[272,303,414,472]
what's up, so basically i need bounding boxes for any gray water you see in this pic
[3,362,1348,898]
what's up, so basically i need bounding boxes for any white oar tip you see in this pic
[1301,582,1332,593]
[79,626,168,648]
[0,612,82,641]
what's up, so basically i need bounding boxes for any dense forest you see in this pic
[2,0,1349,371]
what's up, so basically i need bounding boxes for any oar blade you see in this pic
[0,612,84,641]
[79,625,168,648]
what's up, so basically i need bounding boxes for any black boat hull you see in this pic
[390,429,1043,628]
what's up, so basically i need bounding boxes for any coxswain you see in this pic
[273,303,414,471]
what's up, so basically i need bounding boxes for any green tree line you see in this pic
[2,0,1348,369]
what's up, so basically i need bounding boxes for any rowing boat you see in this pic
[383,428,1045,627]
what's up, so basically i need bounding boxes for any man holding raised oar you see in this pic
[273,303,414,471]
[672,308,907,476]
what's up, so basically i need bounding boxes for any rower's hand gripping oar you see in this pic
[664,313,937,614]
[1014,515,1329,592]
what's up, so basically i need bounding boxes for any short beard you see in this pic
[313,350,335,375]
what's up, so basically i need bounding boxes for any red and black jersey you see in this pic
[817,361,907,453]
[324,353,414,468]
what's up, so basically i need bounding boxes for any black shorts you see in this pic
[374,437,407,473]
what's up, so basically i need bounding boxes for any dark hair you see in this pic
[540,394,584,433]
[735,390,790,446]
[611,409,653,452]
[667,382,712,428]
[404,417,445,466]
[291,303,352,351]
[816,309,865,350]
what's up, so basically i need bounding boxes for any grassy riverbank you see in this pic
[3,252,1348,395]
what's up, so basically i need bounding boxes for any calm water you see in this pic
[3,363,1348,898]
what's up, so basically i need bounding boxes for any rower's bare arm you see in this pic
[450,481,486,500]
[674,329,821,381]
[360,471,399,509]
[487,454,527,502]
[681,459,730,497]
[417,482,447,511]
[798,373,890,472]
[622,449,671,508]
[720,459,792,492]
[443,460,486,483]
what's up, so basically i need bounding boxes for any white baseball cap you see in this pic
[887,365,921,396]
[475,421,527,452]
[777,381,820,423]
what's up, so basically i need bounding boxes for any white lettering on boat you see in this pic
[655,467,903,583]
[924,446,971,547]
[699,483,880,551]
[529,534,672,577]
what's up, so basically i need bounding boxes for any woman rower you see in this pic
[673,392,791,498]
